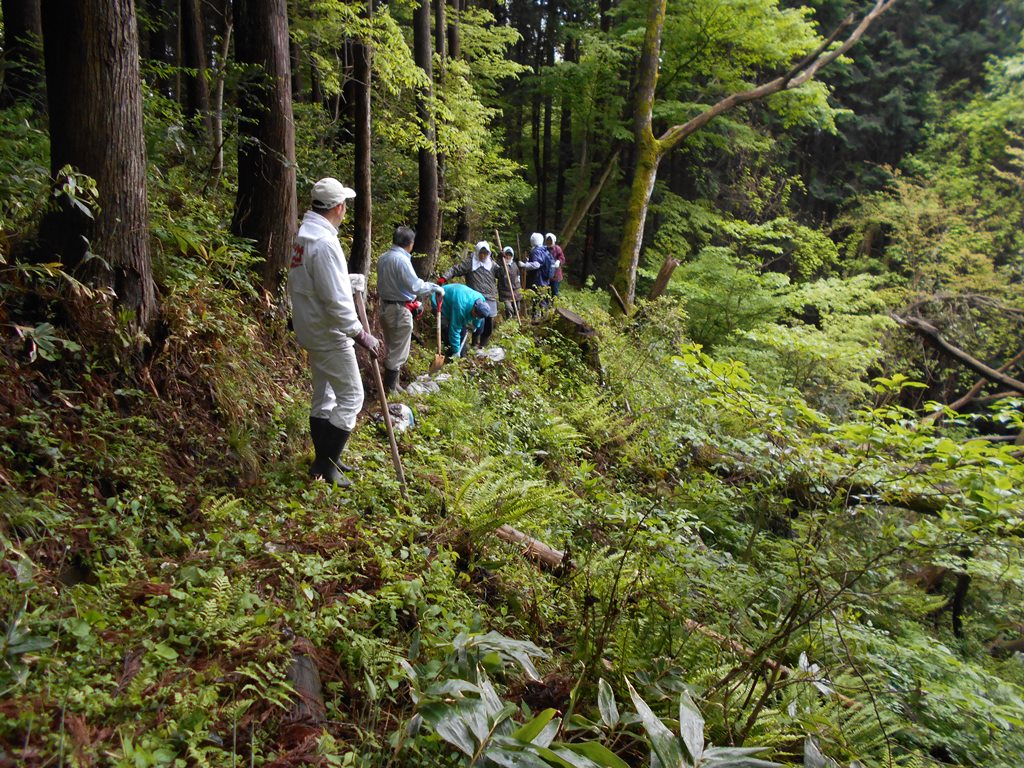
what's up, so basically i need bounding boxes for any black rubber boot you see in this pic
[309,417,353,483]
[383,368,402,394]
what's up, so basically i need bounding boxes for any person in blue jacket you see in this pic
[432,282,496,359]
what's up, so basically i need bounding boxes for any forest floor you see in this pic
[2,286,1023,767]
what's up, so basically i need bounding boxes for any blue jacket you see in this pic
[525,245,554,288]
[433,283,484,357]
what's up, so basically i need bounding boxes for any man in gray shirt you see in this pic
[376,226,444,393]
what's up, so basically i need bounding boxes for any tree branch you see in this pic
[893,315,1024,396]
[658,0,897,154]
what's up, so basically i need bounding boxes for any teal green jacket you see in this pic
[433,283,484,357]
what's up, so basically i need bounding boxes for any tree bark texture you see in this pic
[41,0,156,333]
[231,0,297,294]
[412,0,440,277]
[349,3,374,276]
[610,0,665,310]
[1,0,44,107]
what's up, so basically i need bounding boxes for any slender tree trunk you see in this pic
[41,0,156,335]
[559,147,619,250]
[412,0,440,276]
[1,0,43,107]
[531,92,542,224]
[231,0,296,295]
[181,0,212,137]
[349,1,374,276]
[142,0,171,96]
[209,0,232,182]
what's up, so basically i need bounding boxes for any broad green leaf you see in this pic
[678,690,704,761]
[598,678,619,728]
[419,702,477,756]
[565,742,632,768]
[513,708,558,743]
[626,678,686,768]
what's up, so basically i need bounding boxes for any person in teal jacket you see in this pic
[432,283,496,359]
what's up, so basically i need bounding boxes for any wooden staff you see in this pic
[350,275,409,501]
[494,229,521,322]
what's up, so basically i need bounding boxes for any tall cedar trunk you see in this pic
[349,1,374,276]
[434,0,448,243]
[289,40,303,105]
[612,0,666,310]
[555,39,575,225]
[412,0,440,277]
[41,0,156,334]
[531,92,542,224]
[180,0,212,137]
[143,0,171,96]
[446,0,460,59]
[1,0,44,107]
[231,0,296,294]
[540,0,558,231]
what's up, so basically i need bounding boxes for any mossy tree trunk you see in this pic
[611,0,898,312]
[41,0,156,336]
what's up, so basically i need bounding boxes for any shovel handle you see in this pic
[436,296,443,355]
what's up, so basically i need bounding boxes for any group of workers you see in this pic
[287,177,567,487]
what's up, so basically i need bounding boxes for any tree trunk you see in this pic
[611,0,665,311]
[560,148,619,251]
[412,0,440,277]
[648,256,680,300]
[209,0,232,182]
[611,0,896,312]
[446,0,460,59]
[531,92,542,225]
[231,0,297,295]
[41,0,156,335]
[0,0,44,107]
[349,1,374,276]
[141,0,171,96]
[180,0,212,138]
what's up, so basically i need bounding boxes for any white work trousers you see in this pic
[308,344,364,431]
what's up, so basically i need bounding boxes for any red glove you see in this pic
[405,300,424,320]
[354,330,383,360]
[437,277,447,286]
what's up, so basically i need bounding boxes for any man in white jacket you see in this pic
[288,178,382,487]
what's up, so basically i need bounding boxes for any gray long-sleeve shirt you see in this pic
[377,245,439,302]
[443,255,498,300]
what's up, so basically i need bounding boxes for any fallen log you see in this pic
[893,315,1024,396]
[922,348,1024,424]
[495,524,566,571]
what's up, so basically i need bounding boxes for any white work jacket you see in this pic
[288,211,362,351]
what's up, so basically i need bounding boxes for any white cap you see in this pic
[311,177,356,208]
[502,246,514,255]
[475,240,491,256]
[545,232,556,244]
[530,232,543,247]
